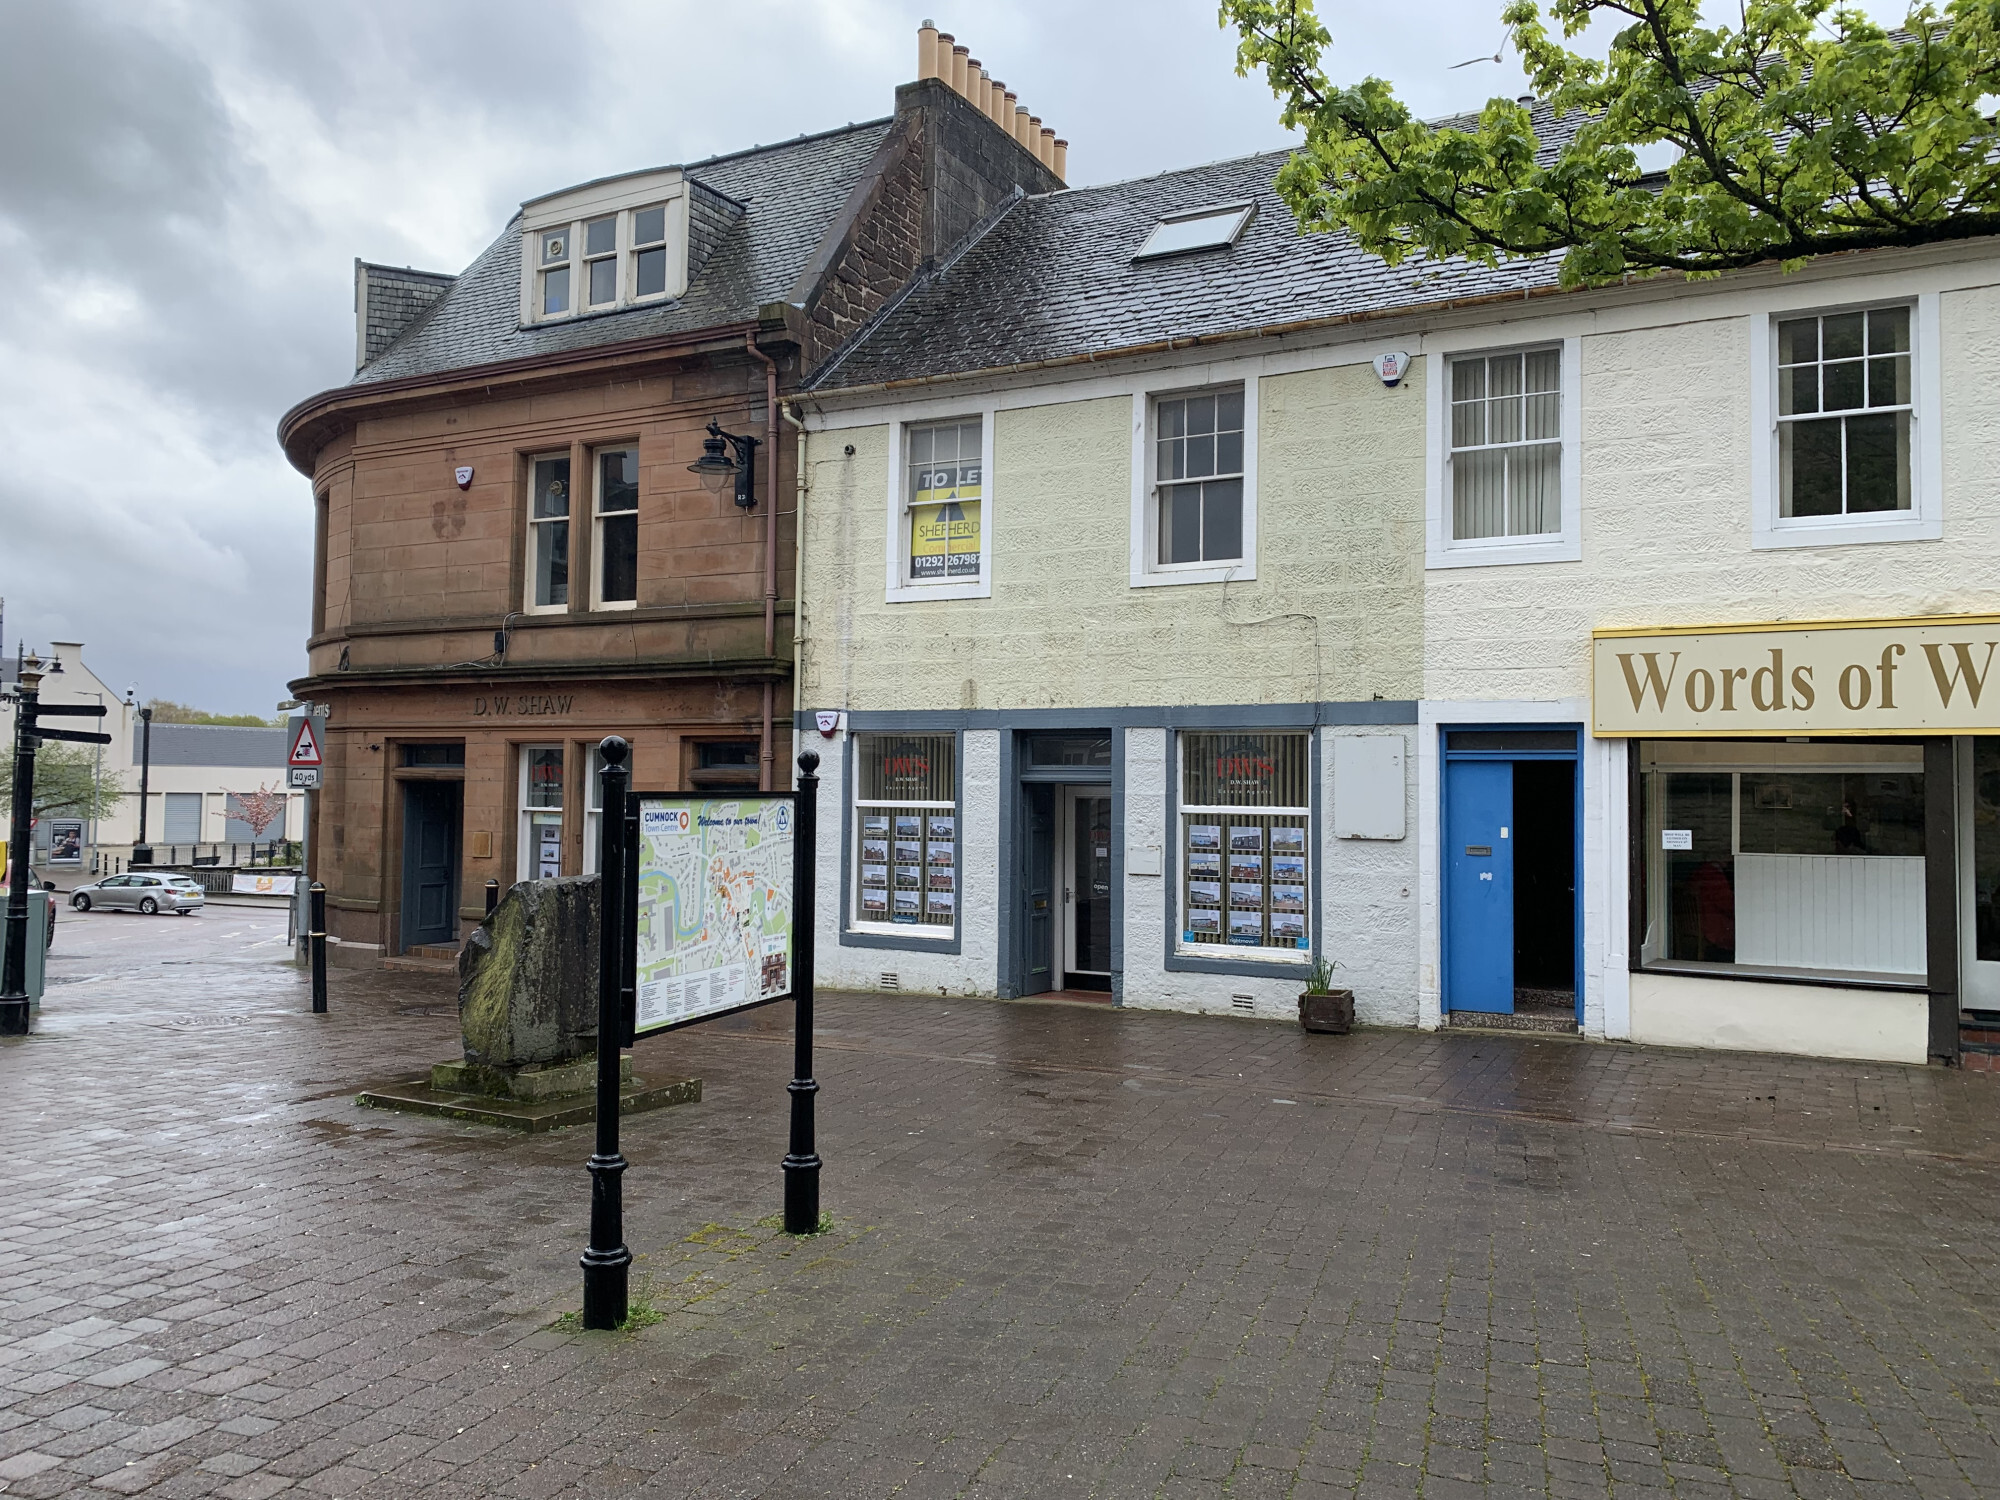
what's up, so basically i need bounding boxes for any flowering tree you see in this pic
[227,785,288,840]
[1222,0,2000,286]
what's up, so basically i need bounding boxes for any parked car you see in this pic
[68,873,206,915]
[1,861,60,948]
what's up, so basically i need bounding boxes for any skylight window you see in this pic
[1132,202,1257,262]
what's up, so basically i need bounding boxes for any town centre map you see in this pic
[633,795,795,1035]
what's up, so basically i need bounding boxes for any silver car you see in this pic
[69,873,206,915]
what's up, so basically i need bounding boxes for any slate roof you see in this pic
[809,139,1568,392]
[137,724,288,769]
[352,120,895,385]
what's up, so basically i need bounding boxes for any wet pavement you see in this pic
[3,910,1999,1499]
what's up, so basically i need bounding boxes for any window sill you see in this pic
[1426,535,1579,570]
[522,294,677,329]
[886,580,990,604]
[523,604,570,617]
[846,920,955,941]
[1131,561,1253,589]
[1636,959,1926,992]
[1175,943,1309,964]
[1752,513,1941,551]
[591,599,639,613]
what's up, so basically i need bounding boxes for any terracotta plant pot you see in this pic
[1298,988,1355,1034]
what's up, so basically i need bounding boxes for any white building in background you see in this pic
[0,642,300,877]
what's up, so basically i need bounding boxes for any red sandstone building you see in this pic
[278,27,1063,967]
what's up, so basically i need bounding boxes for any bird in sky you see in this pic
[1451,27,1514,67]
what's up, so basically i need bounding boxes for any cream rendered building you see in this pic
[794,130,2000,1068]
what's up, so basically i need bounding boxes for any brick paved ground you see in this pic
[3,908,1999,1500]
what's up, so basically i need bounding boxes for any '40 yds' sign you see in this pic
[1592,615,2000,737]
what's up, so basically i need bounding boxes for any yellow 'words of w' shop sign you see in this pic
[1591,615,2000,737]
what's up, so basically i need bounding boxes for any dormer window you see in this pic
[519,171,690,325]
[584,216,618,306]
[539,230,571,316]
[634,206,668,298]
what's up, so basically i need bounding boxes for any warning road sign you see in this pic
[288,718,323,767]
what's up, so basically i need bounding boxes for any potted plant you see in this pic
[1297,956,1354,1035]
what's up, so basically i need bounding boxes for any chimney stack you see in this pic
[915,21,1067,185]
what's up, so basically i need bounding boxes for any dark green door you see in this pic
[1021,783,1055,995]
[401,781,461,948]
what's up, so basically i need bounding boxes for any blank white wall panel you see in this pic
[1333,735,1406,840]
[1734,853,1926,976]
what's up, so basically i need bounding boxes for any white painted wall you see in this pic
[1629,971,1928,1063]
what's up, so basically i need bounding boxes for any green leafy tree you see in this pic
[0,742,127,821]
[1222,0,2000,285]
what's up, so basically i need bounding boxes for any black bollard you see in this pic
[782,750,822,1234]
[485,877,499,915]
[581,736,632,1329]
[308,881,327,1014]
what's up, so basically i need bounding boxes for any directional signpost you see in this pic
[579,738,822,1328]
[3,655,112,1035]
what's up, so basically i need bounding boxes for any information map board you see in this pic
[631,794,795,1037]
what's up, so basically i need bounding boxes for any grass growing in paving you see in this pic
[549,1271,667,1335]
[548,1215,842,1334]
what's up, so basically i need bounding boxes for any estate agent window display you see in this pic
[851,733,958,937]
[1177,730,1311,960]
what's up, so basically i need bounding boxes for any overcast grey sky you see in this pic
[0,0,1897,713]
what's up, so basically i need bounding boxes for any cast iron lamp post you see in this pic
[686,420,761,509]
[131,701,154,865]
[2,655,108,1035]
[2,653,46,1036]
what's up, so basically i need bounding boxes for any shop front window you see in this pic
[1972,738,2000,964]
[1638,739,1925,980]
[1178,730,1310,957]
[519,745,565,879]
[853,733,956,934]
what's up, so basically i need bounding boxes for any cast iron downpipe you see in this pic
[746,336,781,793]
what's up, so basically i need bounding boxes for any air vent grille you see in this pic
[880,972,900,991]
[1231,993,1256,1012]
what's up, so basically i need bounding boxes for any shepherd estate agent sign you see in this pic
[1593,614,2000,737]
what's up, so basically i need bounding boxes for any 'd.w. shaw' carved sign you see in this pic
[1592,615,2000,737]
[472,692,575,718]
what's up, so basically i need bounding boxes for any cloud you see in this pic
[0,0,1908,711]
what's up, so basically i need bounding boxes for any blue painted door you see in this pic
[1445,760,1514,1013]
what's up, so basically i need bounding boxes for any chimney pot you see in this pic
[949,42,968,96]
[1013,103,1032,148]
[1053,139,1068,182]
[967,58,986,110]
[986,77,1004,125]
[1038,124,1056,170]
[917,21,940,81]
